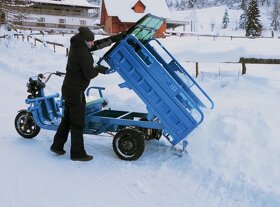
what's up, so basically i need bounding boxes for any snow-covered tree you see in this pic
[260,0,270,6]
[245,0,263,36]
[188,0,197,8]
[271,0,280,31]
[179,0,197,10]
[239,12,247,29]
[0,0,31,26]
[179,0,188,10]
[222,9,230,28]
[241,0,247,10]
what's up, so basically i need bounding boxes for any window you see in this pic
[37,17,45,23]
[59,19,66,24]
[80,20,86,26]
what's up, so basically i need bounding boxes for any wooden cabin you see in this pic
[100,0,170,37]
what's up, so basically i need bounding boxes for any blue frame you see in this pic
[24,85,165,135]
[100,34,214,145]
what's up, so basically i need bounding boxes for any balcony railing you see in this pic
[6,6,99,18]
[10,21,101,31]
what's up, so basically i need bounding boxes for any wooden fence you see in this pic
[165,31,280,40]
[1,33,279,75]
[193,58,280,77]
[0,33,67,54]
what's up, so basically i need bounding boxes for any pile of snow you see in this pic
[0,32,280,207]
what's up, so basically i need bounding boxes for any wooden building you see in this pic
[100,0,170,37]
[2,0,100,31]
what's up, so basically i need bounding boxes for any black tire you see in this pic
[113,129,145,161]
[14,111,40,139]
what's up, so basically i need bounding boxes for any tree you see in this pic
[222,9,230,28]
[179,0,197,10]
[241,0,247,10]
[0,0,30,26]
[239,12,247,29]
[245,0,263,36]
[271,0,280,31]
[180,0,188,10]
[260,0,270,6]
[188,0,197,8]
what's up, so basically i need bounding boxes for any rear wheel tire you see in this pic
[14,111,40,139]
[113,129,145,161]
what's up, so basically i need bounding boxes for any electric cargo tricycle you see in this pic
[15,14,214,160]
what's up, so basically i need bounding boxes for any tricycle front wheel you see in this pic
[15,110,40,139]
[113,129,145,161]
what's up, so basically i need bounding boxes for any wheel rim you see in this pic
[17,114,37,136]
[118,135,138,156]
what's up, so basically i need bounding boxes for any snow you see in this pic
[170,6,280,37]
[1,27,280,206]
[103,0,171,22]
[30,0,96,8]
[159,36,280,62]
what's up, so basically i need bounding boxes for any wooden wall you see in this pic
[101,0,166,37]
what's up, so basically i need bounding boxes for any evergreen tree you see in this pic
[271,0,280,31]
[222,9,230,28]
[180,0,188,10]
[179,0,197,10]
[241,0,247,10]
[188,0,197,8]
[239,12,247,29]
[245,0,263,36]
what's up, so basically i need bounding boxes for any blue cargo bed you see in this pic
[99,14,214,146]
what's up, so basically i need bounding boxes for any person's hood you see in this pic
[70,34,86,48]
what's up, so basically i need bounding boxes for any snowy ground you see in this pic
[0,30,280,207]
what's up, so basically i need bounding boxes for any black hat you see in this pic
[78,26,95,41]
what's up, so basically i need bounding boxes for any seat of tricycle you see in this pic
[85,96,107,114]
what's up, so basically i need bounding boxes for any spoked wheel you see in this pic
[113,129,145,161]
[14,110,40,139]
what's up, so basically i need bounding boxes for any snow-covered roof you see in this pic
[103,0,171,22]
[30,0,97,8]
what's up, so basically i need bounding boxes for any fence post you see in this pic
[195,62,199,77]
[241,63,247,75]
[66,48,69,56]
[53,44,56,53]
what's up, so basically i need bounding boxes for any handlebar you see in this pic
[43,71,66,84]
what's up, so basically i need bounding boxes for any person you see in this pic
[50,26,125,161]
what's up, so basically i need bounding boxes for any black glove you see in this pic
[111,31,127,43]
[95,65,109,74]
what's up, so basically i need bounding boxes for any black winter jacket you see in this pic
[62,34,114,104]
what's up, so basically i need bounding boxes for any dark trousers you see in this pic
[51,95,87,158]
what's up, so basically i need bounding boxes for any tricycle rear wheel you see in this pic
[15,110,40,139]
[113,129,145,161]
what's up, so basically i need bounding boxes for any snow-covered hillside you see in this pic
[169,5,280,37]
[0,30,280,206]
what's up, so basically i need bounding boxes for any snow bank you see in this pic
[0,33,280,207]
